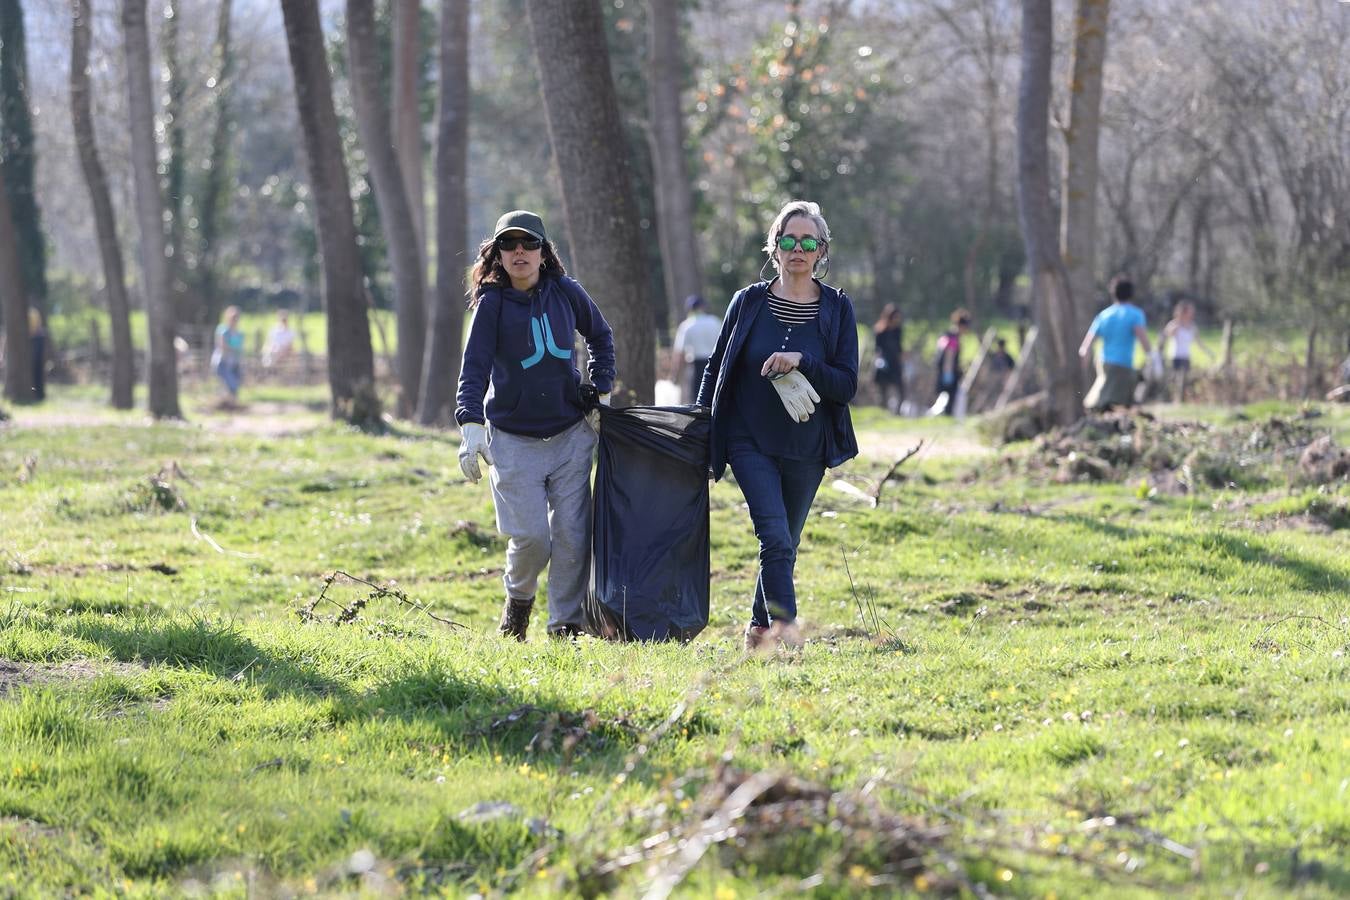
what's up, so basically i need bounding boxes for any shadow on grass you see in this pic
[67,616,349,701]
[358,655,648,768]
[1195,530,1350,596]
[60,616,645,769]
[1011,513,1347,596]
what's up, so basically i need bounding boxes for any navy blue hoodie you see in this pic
[455,274,616,438]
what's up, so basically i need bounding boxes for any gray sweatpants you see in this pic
[488,419,597,632]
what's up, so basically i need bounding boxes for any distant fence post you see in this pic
[1304,325,1319,400]
[1220,320,1234,404]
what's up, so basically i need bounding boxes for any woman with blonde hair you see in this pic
[697,200,859,650]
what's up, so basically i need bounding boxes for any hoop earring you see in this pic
[758,257,777,282]
[813,256,830,279]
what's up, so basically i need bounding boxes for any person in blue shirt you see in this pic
[455,210,616,642]
[211,305,245,406]
[1079,276,1154,411]
[697,200,859,651]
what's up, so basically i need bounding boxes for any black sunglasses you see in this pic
[497,236,543,252]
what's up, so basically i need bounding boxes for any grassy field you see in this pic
[1,387,1347,897]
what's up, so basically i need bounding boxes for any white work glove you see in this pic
[768,370,820,423]
[458,422,493,483]
[586,393,610,432]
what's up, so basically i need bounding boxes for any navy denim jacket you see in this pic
[696,280,859,480]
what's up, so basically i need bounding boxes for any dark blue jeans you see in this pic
[727,435,825,626]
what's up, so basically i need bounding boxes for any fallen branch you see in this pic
[301,570,466,629]
[191,516,259,559]
[873,441,924,506]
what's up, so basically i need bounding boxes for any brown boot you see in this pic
[769,620,803,650]
[744,623,771,652]
[499,596,534,642]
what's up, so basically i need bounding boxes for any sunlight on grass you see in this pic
[1,386,1347,896]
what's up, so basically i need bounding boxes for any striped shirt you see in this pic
[767,290,821,326]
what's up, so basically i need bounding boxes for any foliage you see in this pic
[0,387,1346,895]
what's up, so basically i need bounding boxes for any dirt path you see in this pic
[6,400,327,438]
[7,397,994,458]
[857,430,992,461]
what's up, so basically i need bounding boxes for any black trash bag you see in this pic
[585,405,711,642]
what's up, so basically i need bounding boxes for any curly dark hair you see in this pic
[467,238,567,308]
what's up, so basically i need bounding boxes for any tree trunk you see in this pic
[0,0,47,310]
[71,0,134,409]
[648,0,702,334]
[123,0,181,419]
[1061,0,1109,327]
[416,0,468,426]
[196,0,234,332]
[1017,0,1082,426]
[162,0,191,327]
[525,0,655,403]
[280,0,379,425]
[392,0,424,251]
[0,159,32,403]
[347,0,426,418]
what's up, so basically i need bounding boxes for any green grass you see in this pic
[1,387,1347,897]
[46,309,402,357]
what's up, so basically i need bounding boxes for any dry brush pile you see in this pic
[1016,410,1350,493]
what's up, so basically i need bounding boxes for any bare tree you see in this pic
[1060,0,1108,325]
[162,0,190,326]
[417,0,468,426]
[1016,0,1082,423]
[0,0,46,312]
[346,0,426,418]
[195,0,234,330]
[279,0,379,425]
[71,0,134,409]
[123,0,181,419]
[525,0,655,402]
[648,0,702,332]
[392,0,424,251]
[0,158,32,403]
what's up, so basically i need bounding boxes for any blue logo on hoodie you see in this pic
[520,314,572,369]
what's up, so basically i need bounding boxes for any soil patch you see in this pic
[0,657,145,698]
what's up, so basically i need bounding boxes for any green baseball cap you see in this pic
[492,210,547,243]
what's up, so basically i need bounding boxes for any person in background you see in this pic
[989,337,1016,373]
[263,309,297,371]
[697,199,859,651]
[28,308,46,402]
[671,294,720,405]
[211,305,245,406]
[1159,299,1211,402]
[932,308,971,416]
[872,303,904,414]
[455,210,616,642]
[1079,275,1154,411]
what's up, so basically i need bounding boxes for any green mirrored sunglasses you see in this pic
[777,235,821,253]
